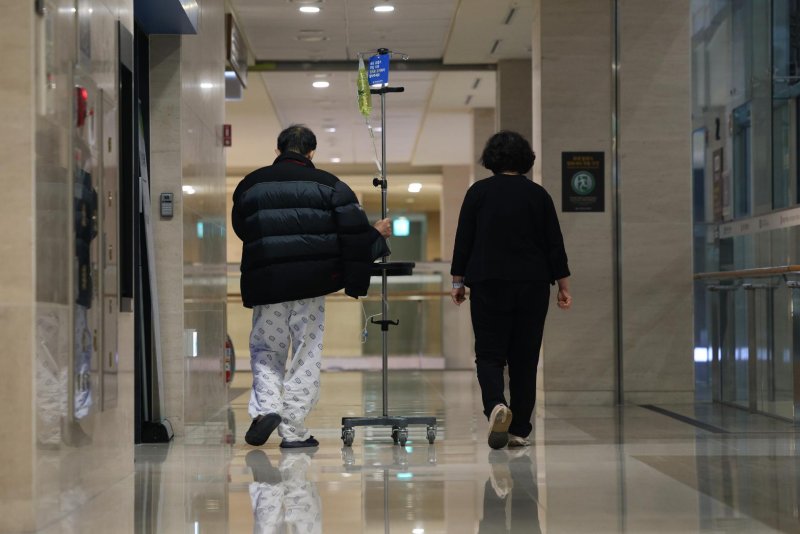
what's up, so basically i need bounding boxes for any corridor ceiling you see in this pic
[227,0,532,167]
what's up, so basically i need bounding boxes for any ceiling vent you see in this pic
[297,30,328,42]
[490,39,501,55]
[504,7,517,25]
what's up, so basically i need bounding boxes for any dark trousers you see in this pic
[470,280,550,438]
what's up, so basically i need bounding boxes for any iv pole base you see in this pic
[341,416,438,447]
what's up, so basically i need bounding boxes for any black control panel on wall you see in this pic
[35,0,46,16]
[160,193,174,219]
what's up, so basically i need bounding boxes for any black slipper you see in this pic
[245,413,282,446]
[279,435,319,449]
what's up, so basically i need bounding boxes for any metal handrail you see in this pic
[694,265,800,281]
[226,290,461,303]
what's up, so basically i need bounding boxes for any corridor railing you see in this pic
[225,262,460,371]
[694,266,800,423]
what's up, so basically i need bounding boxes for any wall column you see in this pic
[0,2,35,530]
[149,35,187,435]
[440,165,474,370]
[472,108,496,183]
[535,0,693,405]
[618,0,693,403]
[538,0,616,405]
[496,59,533,145]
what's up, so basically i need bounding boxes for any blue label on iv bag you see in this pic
[368,54,390,86]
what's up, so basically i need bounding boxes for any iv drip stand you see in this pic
[341,49,438,447]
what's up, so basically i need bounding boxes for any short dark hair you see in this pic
[479,130,536,175]
[277,124,317,155]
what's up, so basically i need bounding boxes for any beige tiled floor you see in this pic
[37,370,800,533]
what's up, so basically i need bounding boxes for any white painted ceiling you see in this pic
[227,0,531,168]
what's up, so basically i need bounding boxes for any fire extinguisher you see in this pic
[75,86,88,128]
[224,335,235,384]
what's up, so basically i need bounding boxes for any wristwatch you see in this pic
[452,282,465,289]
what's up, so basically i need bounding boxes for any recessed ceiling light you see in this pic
[374,5,394,12]
[296,34,328,42]
[324,127,336,133]
[299,6,320,13]
[200,82,213,89]
[408,183,422,193]
[182,185,196,195]
[312,81,330,88]
[331,157,341,163]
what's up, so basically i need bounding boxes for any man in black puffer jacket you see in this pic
[232,125,390,449]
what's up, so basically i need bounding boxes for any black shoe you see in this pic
[279,436,320,449]
[245,450,282,483]
[245,413,282,446]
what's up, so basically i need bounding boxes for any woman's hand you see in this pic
[557,288,572,309]
[556,277,572,310]
[451,286,466,305]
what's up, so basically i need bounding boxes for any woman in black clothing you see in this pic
[450,131,572,450]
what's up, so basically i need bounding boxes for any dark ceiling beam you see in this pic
[251,60,497,72]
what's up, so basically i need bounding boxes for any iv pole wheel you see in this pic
[426,425,437,444]
[397,428,409,446]
[391,425,400,444]
[342,427,355,447]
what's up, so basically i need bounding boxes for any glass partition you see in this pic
[227,262,450,371]
[693,0,800,421]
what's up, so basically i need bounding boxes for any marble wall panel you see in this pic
[496,59,533,147]
[149,34,187,434]
[0,0,135,531]
[1,2,41,531]
[619,0,693,402]
[180,0,228,426]
[472,109,496,184]
[33,0,136,526]
[440,165,475,370]
[538,0,616,403]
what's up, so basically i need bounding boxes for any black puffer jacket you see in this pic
[232,152,388,308]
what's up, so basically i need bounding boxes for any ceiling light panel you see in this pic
[232,0,458,61]
[260,71,435,164]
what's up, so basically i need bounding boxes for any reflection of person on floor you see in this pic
[479,450,541,534]
[74,166,98,420]
[247,450,322,534]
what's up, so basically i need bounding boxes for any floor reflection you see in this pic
[247,450,321,534]
[480,449,541,534]
[120,372,800,534]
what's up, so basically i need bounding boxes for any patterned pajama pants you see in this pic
[248,297,325,441]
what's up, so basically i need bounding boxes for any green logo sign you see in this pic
[571,171,596,196]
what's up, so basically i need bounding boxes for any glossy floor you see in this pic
[40,371,800,533]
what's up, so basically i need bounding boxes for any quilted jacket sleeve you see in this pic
[332,180,390,297]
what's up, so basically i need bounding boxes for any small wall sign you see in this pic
[562,152,605,212]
